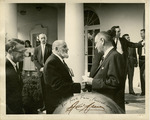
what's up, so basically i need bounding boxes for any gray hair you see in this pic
[95,31,112,44]
[38,33,47,40]
[52,40,65,52]
[5,38,24,52]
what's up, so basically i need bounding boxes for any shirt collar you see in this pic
[41,43,46,47]
[53,52,64,63]
[6,53,17,67]
[103,46,114,58]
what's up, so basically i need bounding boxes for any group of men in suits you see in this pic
[5,27,145,114]
[122,34,138,95]
[33,34,85,114]
[83,26,144,113]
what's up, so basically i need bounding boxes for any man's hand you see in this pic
[82,76,93,85]
[141,41,145,46]
[80,82,86,90]
[40,67,44,72]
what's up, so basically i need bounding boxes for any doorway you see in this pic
[84,9,100,75]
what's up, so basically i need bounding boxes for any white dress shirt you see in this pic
[41,44,45,58]
[115,38,123,54]
[141,40,145,56]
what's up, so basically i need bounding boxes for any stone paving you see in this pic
[125,93,145,114]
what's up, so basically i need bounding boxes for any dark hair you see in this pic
[111,26,120,32]
[107,29,116,38]
[107,26,120,38]
[25,40,32,47]
[141,29,145,33]
[6,38,24,52]
[122,34,129,39]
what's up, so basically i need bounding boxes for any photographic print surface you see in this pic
[0,0,149,120]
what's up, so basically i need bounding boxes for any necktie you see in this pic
[63,60,74,77]
[15,65,21,80]
[99,56,104,66]
[15,65,19,73]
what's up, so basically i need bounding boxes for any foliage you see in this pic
[22,74,42,110]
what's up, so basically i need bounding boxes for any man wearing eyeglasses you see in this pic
[6,38,26,114]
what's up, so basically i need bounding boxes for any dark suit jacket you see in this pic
[92,48,125,111]
[113,38,142,64]
[89,49,104,77]
[137,40,145,69]
[6,58,23,114]
[43,54,81,113]
[128,47,137,66]
[34,43,52,76]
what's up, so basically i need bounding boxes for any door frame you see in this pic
[84,25,100,75]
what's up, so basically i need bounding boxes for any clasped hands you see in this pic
[80,76,93,92]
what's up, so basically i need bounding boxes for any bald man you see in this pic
[43,40,85,114]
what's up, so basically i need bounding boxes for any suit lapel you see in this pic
[52,54,71,76]
[44,44,48,62]
[6,59,16,73]
[92,48,115,78]
[38,45,43,60]
[6,59,21,82]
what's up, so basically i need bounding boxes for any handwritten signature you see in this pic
[65,100,105,114]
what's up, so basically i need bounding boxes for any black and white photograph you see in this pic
[0,0,149,120]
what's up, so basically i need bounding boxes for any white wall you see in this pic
[95,3,144,42]
[57,6,65,40]
[87,3,145,90]
[17,4,58,44]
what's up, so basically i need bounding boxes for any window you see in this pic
[84,10,100,73]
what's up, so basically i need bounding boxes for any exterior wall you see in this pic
[17,4,58,44]
[58,6,65,40]
[86,3,144,42]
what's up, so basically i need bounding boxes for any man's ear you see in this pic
[55,47,58,51]
[101,38,105,46]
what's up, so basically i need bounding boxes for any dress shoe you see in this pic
[140,93,145,96]
[40,106,46,112]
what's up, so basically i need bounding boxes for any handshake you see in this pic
[80,76,93,92]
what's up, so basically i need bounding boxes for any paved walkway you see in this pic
[125,67,145,114]
[125,93,145,114]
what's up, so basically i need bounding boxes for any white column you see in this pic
[65,3,84,83]
[5,4,18,41]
